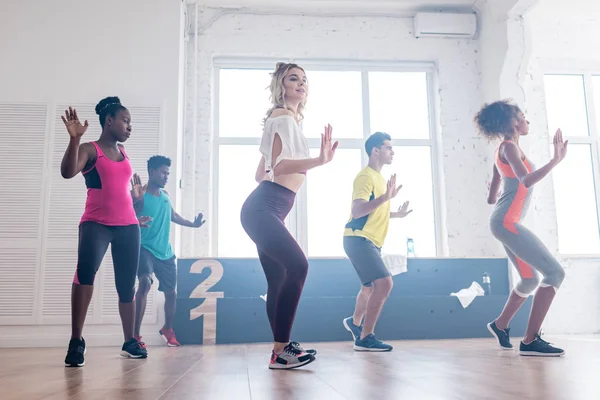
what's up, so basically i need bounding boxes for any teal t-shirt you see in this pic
[138,190,174,260]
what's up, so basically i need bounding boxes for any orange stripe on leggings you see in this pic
[503,184,528,234]
[515,256,534,279]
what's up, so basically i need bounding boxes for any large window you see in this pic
[543,74,600,254]
[214,61,440,258]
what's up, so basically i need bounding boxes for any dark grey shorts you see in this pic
[138,247,177,293]
[343,236,391,287]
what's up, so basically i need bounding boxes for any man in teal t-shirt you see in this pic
[131,155,205,347]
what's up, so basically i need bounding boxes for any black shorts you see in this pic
[343,236,391,287]
[138,247,177,292]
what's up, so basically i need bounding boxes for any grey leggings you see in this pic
[490,221,565,296]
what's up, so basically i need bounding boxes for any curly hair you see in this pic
[147,155,171,172]
[473,100,522,140]
[263,62,307,124]
[95,96,127,128]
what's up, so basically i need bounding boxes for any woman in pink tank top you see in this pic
[60,96,148,367]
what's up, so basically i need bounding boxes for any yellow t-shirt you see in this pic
[343,166,390,248]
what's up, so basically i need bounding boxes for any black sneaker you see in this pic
[120,338,148,359]
[520,335,565,357]
[487,321,513,349]
[269,343,315,370]
[290,341,317,355]
[65,337,87,367]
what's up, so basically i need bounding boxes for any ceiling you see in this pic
[192,0,479,16]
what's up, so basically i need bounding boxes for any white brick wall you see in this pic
[524,1,600,334]
[181,3,600,335]
[182,7,496,258]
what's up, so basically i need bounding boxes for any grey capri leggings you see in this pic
[490,220,565,297]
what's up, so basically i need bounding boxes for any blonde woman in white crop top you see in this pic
[255,66,338,193]
[240,62,338,370]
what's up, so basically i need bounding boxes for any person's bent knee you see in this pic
[372,276,393,294]
[515,276,540,297]
[290,258,309,279]
[137,274,152,294]
[360,285,374,295]
[542,266,565,290]
[73,268,96,286]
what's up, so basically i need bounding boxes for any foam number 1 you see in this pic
[189,259,224,345]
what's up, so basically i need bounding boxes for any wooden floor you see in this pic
[3,336,600,400]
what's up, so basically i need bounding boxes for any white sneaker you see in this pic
[269,343,316,369]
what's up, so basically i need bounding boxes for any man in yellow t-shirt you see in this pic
[342,132,412,352]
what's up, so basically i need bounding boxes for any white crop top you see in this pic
[259,114,310,180]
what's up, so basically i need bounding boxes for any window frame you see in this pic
[212,57,445,258]
[543,71,600,256]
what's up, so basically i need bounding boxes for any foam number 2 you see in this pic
[189,259,224,345]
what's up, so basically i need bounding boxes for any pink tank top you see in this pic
[79,142,139,226]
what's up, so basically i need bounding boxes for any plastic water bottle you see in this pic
[482,272,491,295]
[406,238,415,257]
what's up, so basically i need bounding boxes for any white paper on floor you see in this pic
[450,281,485,308]
[382,254,408,276]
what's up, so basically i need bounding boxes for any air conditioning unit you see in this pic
[413,12,477,39]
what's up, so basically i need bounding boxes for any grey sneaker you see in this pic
[269,343,316,369]
[353,334,393,352]
[343,317,362,342]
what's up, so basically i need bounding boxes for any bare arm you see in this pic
[60,107,91,179]
[267,109,337,177]
[61,140,93,179]
[351,197,389,219]
[271,133,323,176]
[351,174,401,219]
[390,201,413,218]
[487,164,501,204]
[503,141,558,188]
[130,174,146,213]
[171,208,205,228]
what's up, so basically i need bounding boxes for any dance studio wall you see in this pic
[0,0,184,346]
[523,0,600,335]
[181,7,496,259]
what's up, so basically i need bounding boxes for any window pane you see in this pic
[369,72,431,140]
[551,144,600,254]
[306,149,362,257]
[301,71,363,138]
[543,75,590,137]
[218,145,262,257]
[219,69,271,138]
[383,146,436,256]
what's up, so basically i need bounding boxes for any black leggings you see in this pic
[240,181,309,343]
[74,221,140,303]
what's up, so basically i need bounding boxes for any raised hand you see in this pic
[384,174,403,201]
[138,216,152,228]
[61,107,89,138]
[318,124,339,165]
[130,173,146,202]
[552,128,568,164]
[395,201,413,218]
[193,212,206,228]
